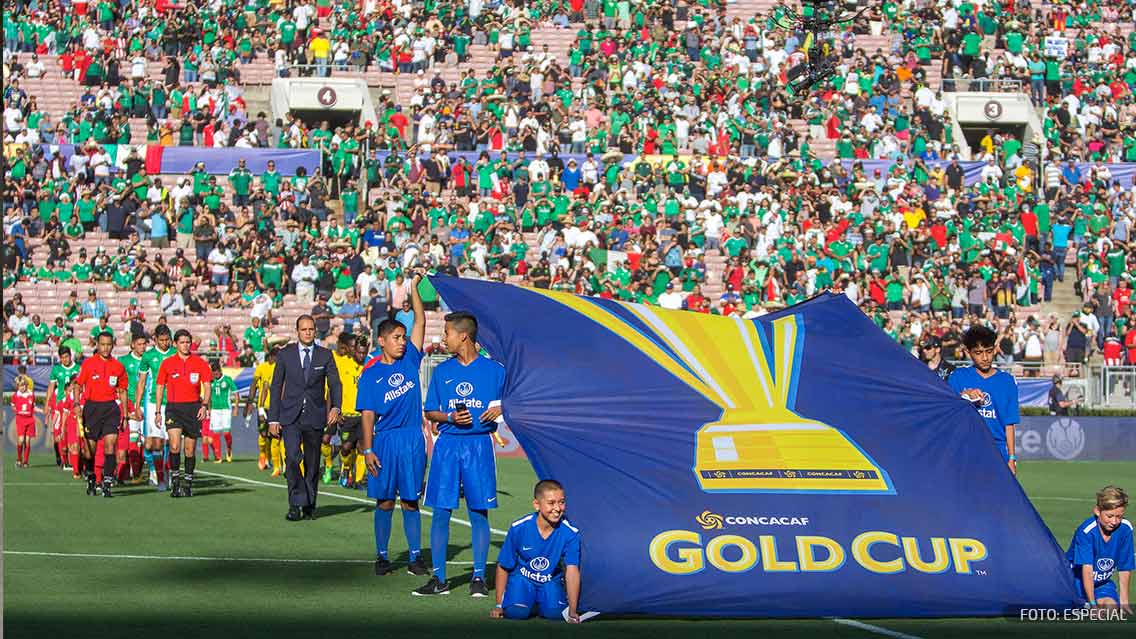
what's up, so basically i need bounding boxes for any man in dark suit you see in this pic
[268,315,342,521]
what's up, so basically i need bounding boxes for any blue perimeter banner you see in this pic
[1017,416,1136,461]
[430,276,1080,618]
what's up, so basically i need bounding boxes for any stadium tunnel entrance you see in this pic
[946,92,1043,162]
[270,78,378,132]
[289,108,362,131]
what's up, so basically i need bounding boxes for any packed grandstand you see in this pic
[3,0,1136,381]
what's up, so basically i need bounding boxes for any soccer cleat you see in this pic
[322,466,333,484]
[213,458,223,464]
[469,577,489,598]
[406,558,428,576]
[374,558,395,576]
[157,481,168,493]
[149,469,158,486]
[258,454,268,470]
[411,576,451,596]
[86,475,97,496]
[170,477,182,498]
[270,467,282,478]
[225,453,233,463]
[339,475,350,488]
[101,481,113,498]
[182,480,193,498]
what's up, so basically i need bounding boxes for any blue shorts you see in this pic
[1077,578,1119,602]
[424,434,497,510]
[366,428,427,502]
[502,572,566,621]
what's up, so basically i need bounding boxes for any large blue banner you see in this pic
[430,276,1079,617]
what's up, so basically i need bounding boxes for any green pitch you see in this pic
[5,458,1134,638]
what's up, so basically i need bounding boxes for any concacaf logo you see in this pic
[696,510,724,530]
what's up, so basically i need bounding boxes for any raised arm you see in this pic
[410,272,426,351]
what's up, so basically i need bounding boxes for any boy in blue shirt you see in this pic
[414,311,506,597]
[948,325,1020,474]
[358,272,428,577]
[490,480,582,622]
[1066,485,1132,609]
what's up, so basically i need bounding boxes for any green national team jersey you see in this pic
[142,347,177,401]
[50,363,80,401]
[211,375,237,409]
[118,352,146,403]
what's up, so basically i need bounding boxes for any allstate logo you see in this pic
[388,373,405,387]
[1097,558,1115,573]
[456,382,474,397]
[1046,418,1085,460]
[979,392,992,408]
[696,510,724,530]
[529,556,551,571]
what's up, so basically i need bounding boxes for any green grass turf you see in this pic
[4,457,1134,638]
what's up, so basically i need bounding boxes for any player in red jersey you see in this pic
[58,380,84,480]
[93,399,142,484]
[155,329,212,498]
[12,377,36,468]
[75,332,129,497]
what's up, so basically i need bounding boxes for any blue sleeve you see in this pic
[562,533,581,567]
[406,342,423,369]
[947,369,966,394]
[497,527,518,572]
[999,375,1020,426]
[494,362,506,400]
[356,369,380,414]
[1070,529,1095,567]
[425,365,443,413]
[1119,526,1135,571]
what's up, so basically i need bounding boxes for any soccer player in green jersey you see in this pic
[118,333,149,482]
[207,360,238,462]
[140,325,177,491]
[46,346,81,470]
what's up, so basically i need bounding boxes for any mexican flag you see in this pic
[589,248,643,272]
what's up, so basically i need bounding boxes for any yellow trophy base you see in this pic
[694,421,894,495]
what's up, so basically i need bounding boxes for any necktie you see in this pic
[302,347,311,383]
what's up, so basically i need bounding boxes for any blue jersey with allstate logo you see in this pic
[498,513,581,585]
[947,366,1020,445]
[357,342,423,432]
[1066,515,1134,588]
[425,355,506,436]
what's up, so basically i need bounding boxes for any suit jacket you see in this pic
[267,341,342,430]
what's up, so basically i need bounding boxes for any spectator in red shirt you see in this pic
[1125,325,1136,365]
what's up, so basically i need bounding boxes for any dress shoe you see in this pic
[286,507,303,521]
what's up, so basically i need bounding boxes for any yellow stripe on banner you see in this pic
[631,306,783,412]
[527,289,725,407]
[772,317,799,408]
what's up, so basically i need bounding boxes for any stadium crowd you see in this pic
[3,0,1136,374]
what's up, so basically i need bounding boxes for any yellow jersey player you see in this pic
[336,335,367,488]
[322,333,358,484]
[246,346,279,473]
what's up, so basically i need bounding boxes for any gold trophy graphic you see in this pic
[530,290,894,495]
